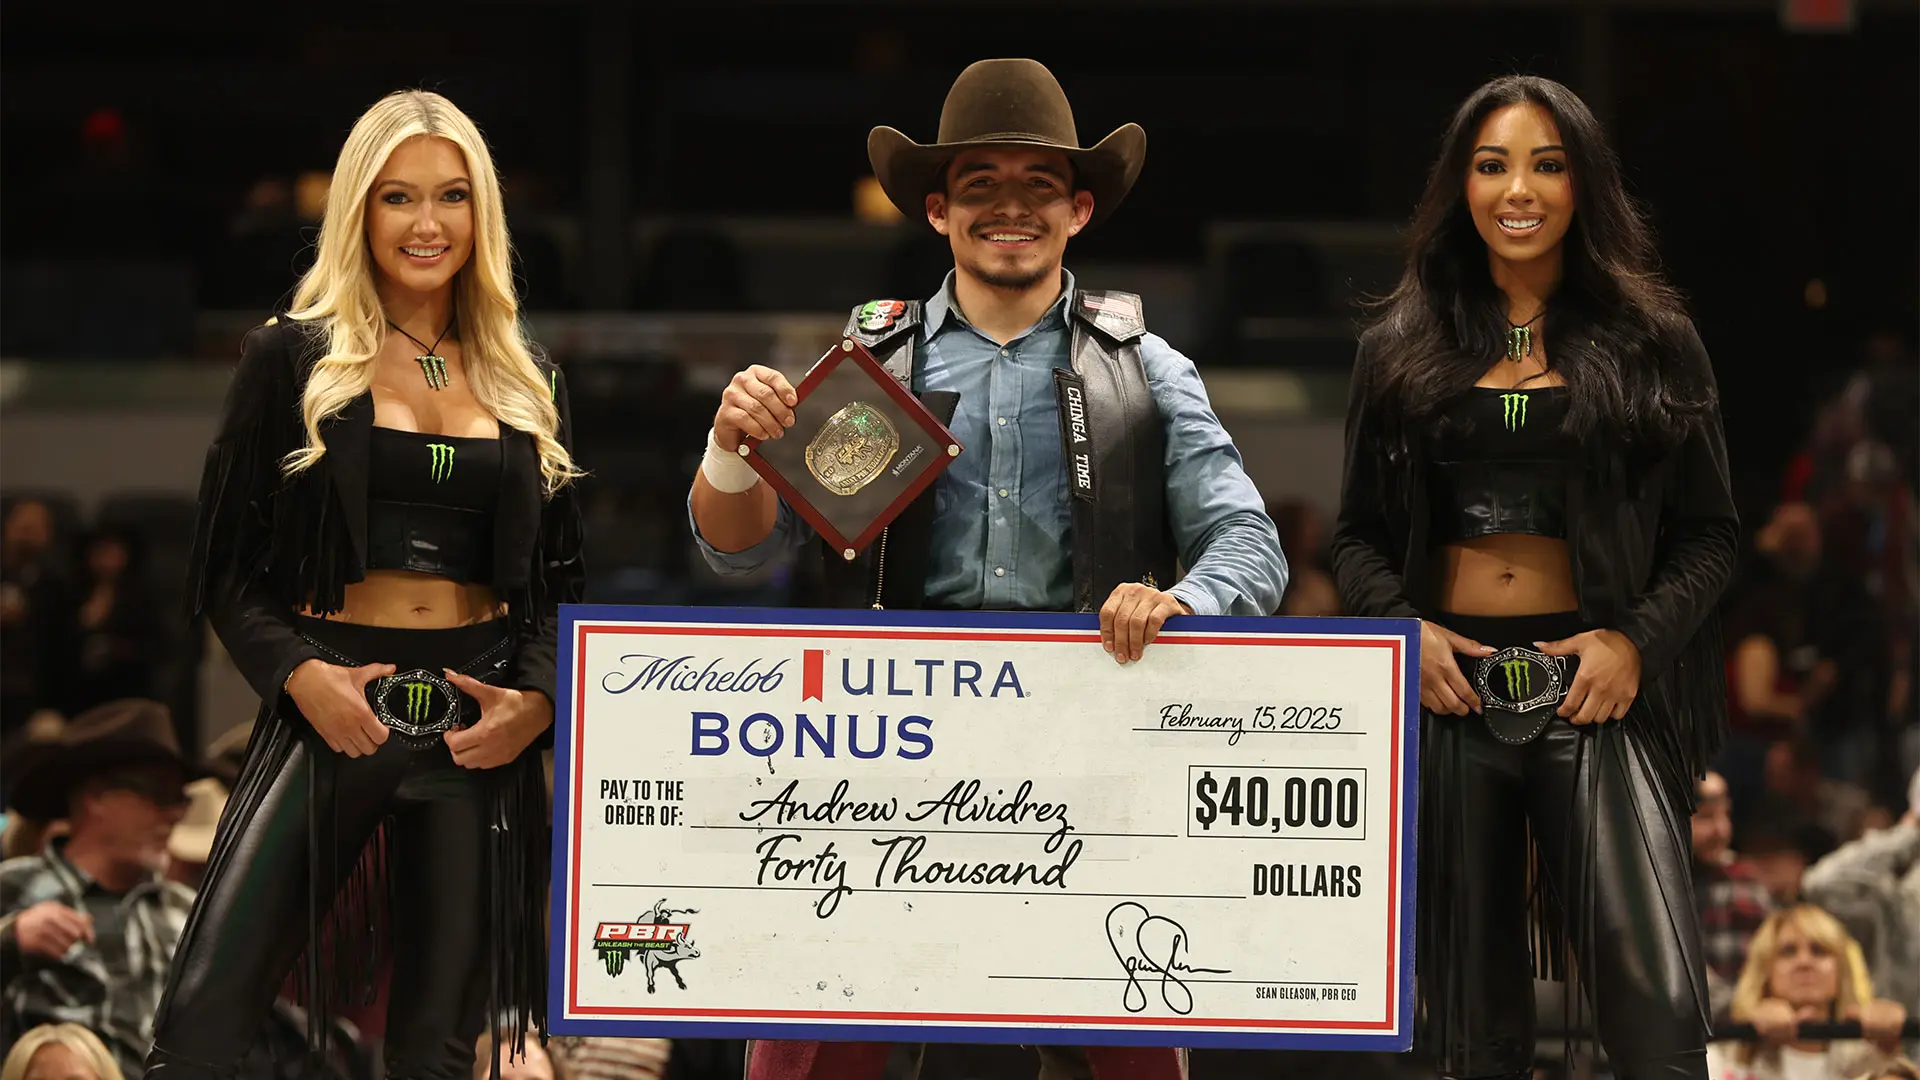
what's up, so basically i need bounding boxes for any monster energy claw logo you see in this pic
[405,681,433,725]
[1501,658,1532,700]
[1501,393,1529,431]
[428,443,456,482]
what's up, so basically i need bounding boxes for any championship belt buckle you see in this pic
[370,668,464,740]
[1471,646,1568,745]
[739,338,963,560]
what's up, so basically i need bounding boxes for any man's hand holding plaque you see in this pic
[727,338,963,561]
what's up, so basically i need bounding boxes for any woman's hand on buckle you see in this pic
[441,670,554,769]
[1420,621,1490,716]
[1536,630,1642,726]
[288,659,395,757]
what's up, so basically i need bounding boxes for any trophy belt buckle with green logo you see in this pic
[1471,646,1570,745]
[370,668,465,740]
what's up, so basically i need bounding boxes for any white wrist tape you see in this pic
[701,428,762,494]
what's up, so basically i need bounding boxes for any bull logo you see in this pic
[1501,393,1528,432]
[1501,658,1531,701]
[428,443,456,483]
[596,899,702,992]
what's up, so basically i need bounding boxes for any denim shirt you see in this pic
[693,270,1287,616]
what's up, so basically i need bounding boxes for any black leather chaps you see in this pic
[1420,613,1711,1080]
[144,618,512,1080]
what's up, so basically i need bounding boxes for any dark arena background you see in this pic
[2,1,1915,1078]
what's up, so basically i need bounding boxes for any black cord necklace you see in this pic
[387,308,456,390]
[1505,308,1546,364]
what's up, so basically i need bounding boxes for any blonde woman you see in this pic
[143,90,582,1080]
[3,1024,126,1080]
[1708,906,1910,1080]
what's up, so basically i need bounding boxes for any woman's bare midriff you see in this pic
[300,570,506,629]
[1434,534,1578,616]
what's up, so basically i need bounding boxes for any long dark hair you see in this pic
[1364,75,1711,449]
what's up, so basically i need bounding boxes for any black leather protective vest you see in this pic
[816,290,1176,613]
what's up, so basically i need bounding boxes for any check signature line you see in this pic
[990,975,1355,987]
[593,883,1245,901]
[689,825,1180,839]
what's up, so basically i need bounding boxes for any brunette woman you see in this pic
[1332,75,1739,1079]
[143,91,583,1080]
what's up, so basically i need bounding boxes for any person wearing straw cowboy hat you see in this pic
[691,58,1285,1080]
[0,699,199,1079]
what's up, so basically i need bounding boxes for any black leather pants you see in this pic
[145,619,507,1080]
[1421,614,1710,1080]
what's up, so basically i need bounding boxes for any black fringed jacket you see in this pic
[186,316,585,712]
[1330,318,1739,805]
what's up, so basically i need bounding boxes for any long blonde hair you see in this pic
[1,1024,125,1080]
[284,89,578,493]
[1728,904,1877,1064]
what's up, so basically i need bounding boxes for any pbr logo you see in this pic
[594,899,702,992]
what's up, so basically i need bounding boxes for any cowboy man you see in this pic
[0,699,198,1078]
[689,58,1287,1080]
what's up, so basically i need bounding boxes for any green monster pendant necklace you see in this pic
[387,311,456,390]
[1506,309,1546,364]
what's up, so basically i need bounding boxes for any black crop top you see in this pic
[1426,386,1574,543]
[365,427,502,583]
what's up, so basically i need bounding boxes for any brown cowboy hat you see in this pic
[5,699,202,820]
[868,58,1146,228]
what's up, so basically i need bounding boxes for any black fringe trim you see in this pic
[217,707,551,1069]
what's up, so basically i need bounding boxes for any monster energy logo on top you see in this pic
[405,681,434,725]
[428,443,456,483]
[1501,658,1532,700]
[1501,393,1529,432]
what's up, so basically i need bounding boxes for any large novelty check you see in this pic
[549,607,1420,1051]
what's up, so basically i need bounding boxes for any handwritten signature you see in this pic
[1105,902,1231,1015]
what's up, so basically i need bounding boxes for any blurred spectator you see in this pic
[2,500,76,738]
[1,1022,126,1080]
[475,1031,563,1080]
[1815,440,1918,796]
[66,529,164,719]
[1757,737,1873,850]
[1268,499,1340,617]
[1784,332,1920,505]
[1707,905,1909,1079]
[1741,813,1827,908]
[546,1037,669,1080]
[0,700,196,1077]
[201,721,254,790]
[1800,768,1920,1020]
[1725,504,1874,749]
[1695,771,1778,1017]
[163,779,226,891]
[1853,330,1919,495]
[2,711,68,830]
[1852,1061,1920,1080]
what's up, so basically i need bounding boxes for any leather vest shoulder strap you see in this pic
[1057,290,1176,612]
[843,300,922,385]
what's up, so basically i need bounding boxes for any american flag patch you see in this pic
[1083,293,1139,321]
